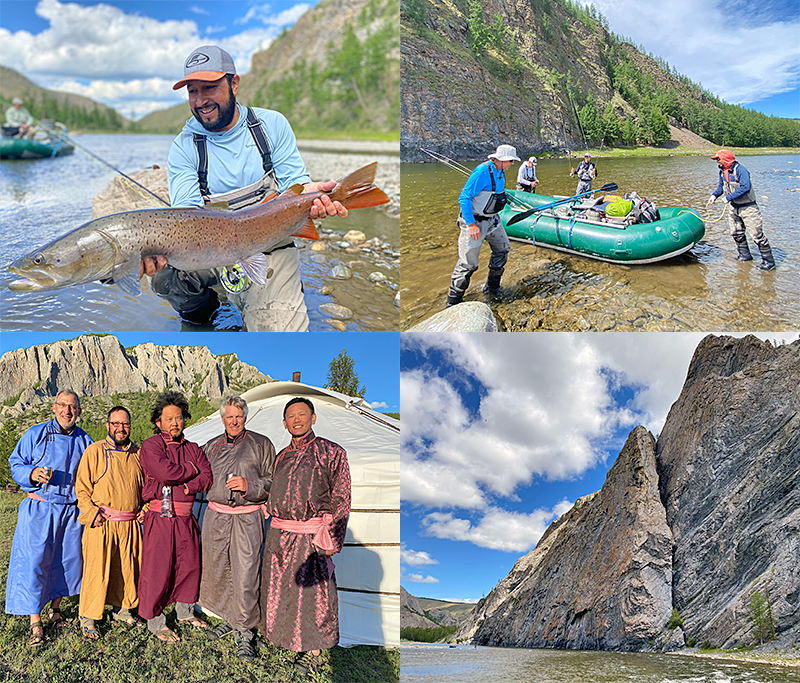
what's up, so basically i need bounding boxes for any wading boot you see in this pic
[482,267,504,295]
[758,244,776,270]
[447,273,473,307]
[734,236,753,261]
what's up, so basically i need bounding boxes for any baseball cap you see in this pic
[711,149,736,164]
[173,45,237,90]
[488,144,520,162]
[528,156,537,164]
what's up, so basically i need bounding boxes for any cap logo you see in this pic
[186,52,210,68]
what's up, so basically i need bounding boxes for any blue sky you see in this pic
[0,332,399,412]
[0,0,314,119]
[1,0,798,119]
[400,332,799,603]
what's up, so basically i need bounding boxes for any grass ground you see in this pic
[0,492,398,683]
[554,145,800,159]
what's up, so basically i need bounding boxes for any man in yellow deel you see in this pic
[75,406,145,639]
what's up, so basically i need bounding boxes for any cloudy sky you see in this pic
[584,0,800,118]
[400,332,799,602]
[0,0,313,119]
[0,332,399,413]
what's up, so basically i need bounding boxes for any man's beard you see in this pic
[193,87,237,132]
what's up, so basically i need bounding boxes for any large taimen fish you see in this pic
[8,162,389,295]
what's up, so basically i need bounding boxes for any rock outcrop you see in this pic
[656,334,800,647]
[458,427,673,650]
[455,334,800,651]
[0,335,269,414]
[401,587,440,629]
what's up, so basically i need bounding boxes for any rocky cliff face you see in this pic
[456,335,800,651]
[400,586,440,628]
[656,334,800,648]
[458,427,673,651]
[0,335,269,415]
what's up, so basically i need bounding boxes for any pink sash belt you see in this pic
[270,513,335,552]
[99,506,137,522]
[208,500,267,516]
[27,492,46,503]
[172,501,195,517]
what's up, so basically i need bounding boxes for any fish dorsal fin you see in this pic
[292,219,319,241]
[280,184,305,198]
[238,253,270,285]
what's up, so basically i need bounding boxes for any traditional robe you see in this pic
[259,430,351,652]
[199,429,275,631]
[5,419,93,615]
[137,432,212,620]
[75,437,144,620]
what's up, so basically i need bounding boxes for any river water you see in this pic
[401,644,800,682]
[0,133,399,332]
[401,154,800,331]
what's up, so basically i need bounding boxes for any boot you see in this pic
[447,272,473,307]
[758,244,775,270]
[482,267,504,294]
[733,236,753,261]
[446,292,463,307]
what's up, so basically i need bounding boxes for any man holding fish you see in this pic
[145,45,351,331]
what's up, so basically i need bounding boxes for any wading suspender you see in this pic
[193,107,275,203]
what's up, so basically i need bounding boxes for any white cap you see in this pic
[173,45,237,90]
[528,156,537,164]
[488,144,520,162]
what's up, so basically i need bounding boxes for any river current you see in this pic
[401,154,800,331]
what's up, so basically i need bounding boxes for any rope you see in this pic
[700,203,729,224]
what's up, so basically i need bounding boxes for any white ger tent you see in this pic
[185,381,400,648]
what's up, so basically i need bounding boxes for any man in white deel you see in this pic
[144,45,348,331]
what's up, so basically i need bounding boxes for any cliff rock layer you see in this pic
[0,335,269,414]
[458,426,673,650]
[656,334,800,647]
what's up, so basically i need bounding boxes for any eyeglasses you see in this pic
[55,402,79,410]
[108,421,131,428]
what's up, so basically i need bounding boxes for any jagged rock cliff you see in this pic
[0,335,269,415]
[456,334,800,651]
[401,587,440,628]
[458,427,673,650]
[656,334,800,648]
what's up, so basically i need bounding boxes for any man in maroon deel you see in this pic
[138,391,212,642]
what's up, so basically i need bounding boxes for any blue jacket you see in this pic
[713,161,755,205]
[458,162,506,224]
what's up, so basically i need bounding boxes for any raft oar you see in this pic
[32,117,170,207]
[419,147,533,211]
[506,182,619,225]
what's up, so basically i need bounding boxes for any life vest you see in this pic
[722,162,757,208]
[470,162,508,218]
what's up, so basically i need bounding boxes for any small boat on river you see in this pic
[501,189,705,265]
[1,121,75,160]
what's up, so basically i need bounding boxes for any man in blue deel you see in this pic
[446,144,519,307]
[5,390,93,647]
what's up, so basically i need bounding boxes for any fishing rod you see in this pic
[32,117,170,207]
[506,182,620,226]
[420,148,538,210]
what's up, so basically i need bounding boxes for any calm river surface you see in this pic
[401,154,800,331]
[0,134,399,332]
[401,644,800,682]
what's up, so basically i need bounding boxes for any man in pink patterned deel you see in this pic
[259,397,351,675]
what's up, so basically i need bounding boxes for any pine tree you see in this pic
[324,349,366,398]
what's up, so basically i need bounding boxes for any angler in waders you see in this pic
[708,149,775,270]
[446,145,518,307]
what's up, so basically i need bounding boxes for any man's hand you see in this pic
[140,256,168,278]
[30,467,51,485]
[226,475,247,493]
[304,180,348,219]
[708,196,717,204]
[92,510,107,528]
[468,222,481,240]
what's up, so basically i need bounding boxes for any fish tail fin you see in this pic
[292,218,319,241]
[330,162,390,210]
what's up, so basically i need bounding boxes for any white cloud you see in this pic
[586,0,800,106]
[0,0,306,118]
[401,544,439,567]
[371,401,388,410]
[235,3,311,27]
[401,333,799,514]
[405,573,440,584]
[420,506,561,553]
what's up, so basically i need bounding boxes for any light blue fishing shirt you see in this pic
[458,161,507,224]
[168,102,311,208]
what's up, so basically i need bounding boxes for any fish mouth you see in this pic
[7,266,57,292]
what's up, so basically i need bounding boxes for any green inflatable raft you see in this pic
[1,122,74,160]
[501,189,705,265]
